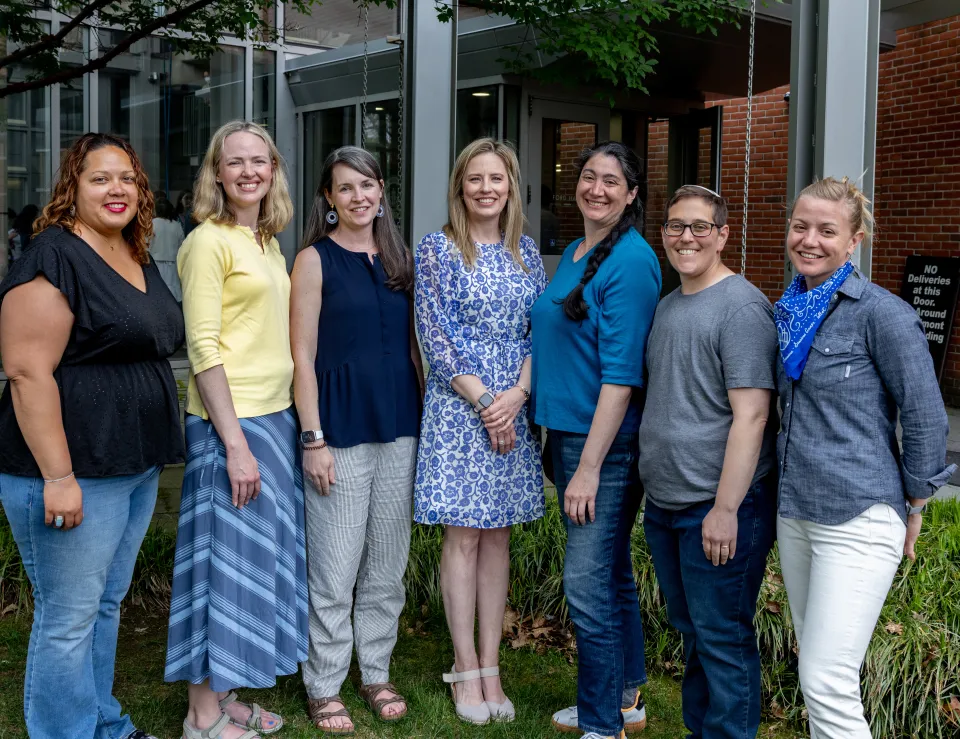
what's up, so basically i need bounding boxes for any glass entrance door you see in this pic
[527,100,610,277]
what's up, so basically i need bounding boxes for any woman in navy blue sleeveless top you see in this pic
[290,146,423,732]
[309,235,420,446]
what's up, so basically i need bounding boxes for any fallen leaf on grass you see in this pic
[765,601,781,614]
[510,632,531,649]
[768,701,786,719]
[502,608,520,636]
[884,621,904,635]
[943,697,960,726]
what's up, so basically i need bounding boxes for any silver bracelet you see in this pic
[44,471,75,484]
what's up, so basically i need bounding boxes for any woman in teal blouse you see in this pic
[531,141,661,739]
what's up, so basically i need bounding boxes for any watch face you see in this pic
[478,392,494,409]
[300,430,320,444]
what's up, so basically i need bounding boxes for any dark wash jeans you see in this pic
[643,477,776,739]
[550,429,647,736]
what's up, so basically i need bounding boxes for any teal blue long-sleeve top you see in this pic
[530,226,661,435]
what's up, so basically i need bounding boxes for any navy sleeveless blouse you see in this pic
[312,236,421,448]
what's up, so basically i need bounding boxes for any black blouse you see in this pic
[0,227,185,477]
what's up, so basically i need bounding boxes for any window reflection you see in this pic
[98,33,244,204]
[362,100,403,225]
[253,49,276,135]
[303,105,357,229]
[285,0,398,47]
[456,85,498,155]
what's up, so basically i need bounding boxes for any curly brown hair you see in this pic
[34,133,154,264]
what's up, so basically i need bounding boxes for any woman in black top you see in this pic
[0,133,184,739]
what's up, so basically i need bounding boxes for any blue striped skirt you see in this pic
[164,408,308,691]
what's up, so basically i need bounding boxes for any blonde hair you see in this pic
[192,121,293,241]
[444,138,527,271]
[793,176,875,239]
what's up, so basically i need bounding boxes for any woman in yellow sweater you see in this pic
[164,121,307,739]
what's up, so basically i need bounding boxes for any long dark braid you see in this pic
[560,142,645,322]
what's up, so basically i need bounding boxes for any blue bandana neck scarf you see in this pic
[775,261,854,381]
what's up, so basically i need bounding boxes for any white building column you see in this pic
[404,0,456,246]
[786,0,881,279]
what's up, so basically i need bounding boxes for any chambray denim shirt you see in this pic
[777,269,956,526]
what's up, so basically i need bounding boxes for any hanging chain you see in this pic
[395,37,405,224]
[360,1,370,148]
[741,0,757,278]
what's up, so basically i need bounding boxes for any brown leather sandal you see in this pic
[359,681,408,722]
[307,696,355,736]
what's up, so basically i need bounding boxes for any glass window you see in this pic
[540,119,599,255]
[362,99,404,231]
[60,26,87,156]
[303,105,357,226]
[285,0,398,47]
[98,33,244,205]
[502,85,521,154]
[253,49,276,136]
[456,85,498,155]
[2,45,52,281]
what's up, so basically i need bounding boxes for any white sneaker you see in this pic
[551,696,647,734]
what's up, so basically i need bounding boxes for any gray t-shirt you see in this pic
[638,274,778,510]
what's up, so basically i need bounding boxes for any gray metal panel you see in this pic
[276,37,299,269]
[786,0,881,281]
[406,0,455,246]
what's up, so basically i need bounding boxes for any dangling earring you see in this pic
[69,205,76,217]
[377,203,385,218]
[326,209,339,225]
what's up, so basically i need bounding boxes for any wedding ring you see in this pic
[720,545,729,550]
[54,515,64,529]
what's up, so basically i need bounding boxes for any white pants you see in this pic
[777,505,906,739]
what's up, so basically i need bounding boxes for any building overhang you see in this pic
[284,1,938,112]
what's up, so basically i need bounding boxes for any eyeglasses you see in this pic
[662,221,718,238]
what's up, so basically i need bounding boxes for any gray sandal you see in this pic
[218,691,283,735]
[182,712,259,739]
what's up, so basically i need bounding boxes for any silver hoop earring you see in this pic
[325,209,338,225]
[377,204,384,218]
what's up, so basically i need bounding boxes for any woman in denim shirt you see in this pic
[774,177,956,738]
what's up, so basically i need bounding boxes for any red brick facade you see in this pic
[644,16,960,405]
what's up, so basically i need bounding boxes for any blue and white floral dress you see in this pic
[414,231,547,529]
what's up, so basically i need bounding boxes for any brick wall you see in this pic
[873,16,960,405]
[644,16,960,405]
[556,123,598,244]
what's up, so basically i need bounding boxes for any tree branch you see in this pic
[0,0,221,99]
[0,0,114,71]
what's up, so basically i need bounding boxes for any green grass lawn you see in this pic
[0,608,801,739]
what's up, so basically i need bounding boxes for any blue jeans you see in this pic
[643,479,776,739]
[0,466,161,739]
[550,430,647,736]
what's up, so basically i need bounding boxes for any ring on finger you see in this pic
[54,515,64,529]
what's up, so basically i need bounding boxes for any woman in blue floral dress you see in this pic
[414,138,546,726]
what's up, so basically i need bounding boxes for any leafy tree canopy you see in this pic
[0,0,750,99]
[436,1,750,95]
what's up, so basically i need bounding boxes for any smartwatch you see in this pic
[475,391,495,412]
[905,501,927,516]
[299,429,324,447]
